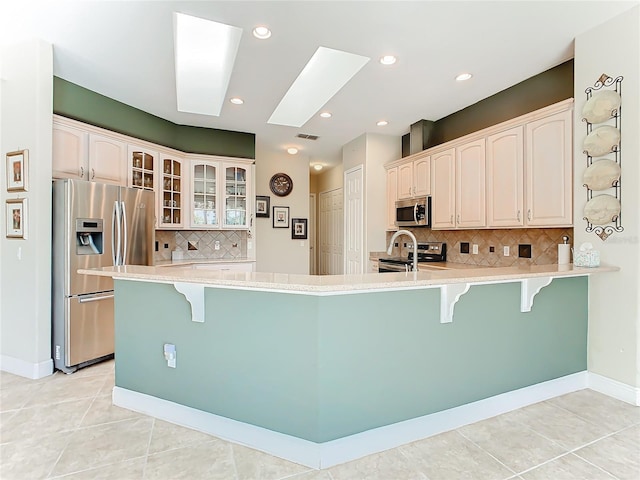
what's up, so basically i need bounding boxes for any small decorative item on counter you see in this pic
[573,242,600,268]
[558,236,571,265]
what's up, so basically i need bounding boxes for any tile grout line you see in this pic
[141,417,155,479]
[453,429,519,478]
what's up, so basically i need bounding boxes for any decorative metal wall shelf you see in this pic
[582,74,623,241]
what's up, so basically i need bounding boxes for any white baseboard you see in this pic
[0,354,53,379]
[114,371,588,469]
[588,372,640,406]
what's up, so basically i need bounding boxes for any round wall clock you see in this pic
[269,172,293,197]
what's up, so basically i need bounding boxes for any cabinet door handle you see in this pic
[450,215,454,225]
[91,168,95,179]
[456,214,460,224]
[527,209,532,221]
[80,166,84,178]
[517,210,521,222]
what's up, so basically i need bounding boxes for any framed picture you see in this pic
[272,206,289,228]
[6,198,27,239]
[256,195,270,218]
[6,149,28,192]
[291,218,308,240]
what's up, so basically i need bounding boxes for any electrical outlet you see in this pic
[503,246,510,257]
[489,246,495,253]
[214,241,220,251]
[472,244,479,255]
[460,242,470,254]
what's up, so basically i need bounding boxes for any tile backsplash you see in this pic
[154,230,247,263]
[386,228,574,266]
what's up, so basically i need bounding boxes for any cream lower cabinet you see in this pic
[525,110,572,226]
[486,126,524,227]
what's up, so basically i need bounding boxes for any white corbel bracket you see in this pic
[520,277,553,312]
[173,282,205,323]
[440,283,471,323]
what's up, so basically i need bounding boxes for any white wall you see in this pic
[255,139,310,274]
[0,39,53,378]
[574,6,640,392]
[342,133,400,261]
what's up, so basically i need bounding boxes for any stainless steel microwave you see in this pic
[395,196,431,227]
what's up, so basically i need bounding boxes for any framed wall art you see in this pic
[272,206,289,228]
[256,195,270,218]
[6,149,29,192]
[291,218,308,240]
[6,198,27,239]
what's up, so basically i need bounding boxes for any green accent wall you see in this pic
[114,276,587,443]
[429,60,574,147]
[53,77,255,159]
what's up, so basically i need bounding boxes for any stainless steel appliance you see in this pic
[378,242,446,272]
[395,196,431,227]
[52,179,154,373]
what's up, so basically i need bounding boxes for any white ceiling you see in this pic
[2,1,637,172]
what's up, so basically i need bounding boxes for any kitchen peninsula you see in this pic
[80,264,616,468]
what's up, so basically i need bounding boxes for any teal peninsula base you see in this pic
[113,276,589,467]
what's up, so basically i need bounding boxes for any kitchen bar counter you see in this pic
[86,263,617,469]
[80,263,616,294]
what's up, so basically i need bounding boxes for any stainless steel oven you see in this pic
[395,196,431,227]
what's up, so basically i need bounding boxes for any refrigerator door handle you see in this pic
[115,200,123,265]
[111,200,118,265]
[78,294,115,303]
[121,201,128,265]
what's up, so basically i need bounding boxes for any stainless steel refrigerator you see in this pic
[52,179,154,373]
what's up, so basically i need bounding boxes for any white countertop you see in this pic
[79,263,618,294]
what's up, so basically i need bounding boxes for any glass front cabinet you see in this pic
[190,157,253,229]
[128,146,156,191]
[157,154,185,229]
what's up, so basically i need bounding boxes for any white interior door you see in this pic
[344,166,364,274]
[309,193,316,275]
[319,188,344,275]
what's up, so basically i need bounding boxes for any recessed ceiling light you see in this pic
[377,120,388,126]
[229,97,244,105]
[173,12,242,116]
[379,55,397,65]
[287,147,299,155]
[252,26,271,39]
[313,164,323,171]
[268,47,370,127]
[320,112,332,118]
[456,73,473,81]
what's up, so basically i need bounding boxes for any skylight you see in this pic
[268,47,370,127]
[173,12,242,116]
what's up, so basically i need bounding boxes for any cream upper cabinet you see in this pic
[397,155,430,199]
[157,154,186,229]
[88,133,127,185]
[190,160,221,229]
[430,148,456,229]
[128,145,157,191]
[456,139,486,228]
[52,120,89,180]
[525,109,572,226]
[385,166,398,231]
[413,155,431,197]
[397,162,413,199]
[486,126,524,227]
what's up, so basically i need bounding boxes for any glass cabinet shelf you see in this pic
[131,150,155,190]
[159,157,183,227]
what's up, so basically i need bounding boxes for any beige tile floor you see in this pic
[1,360,639,479]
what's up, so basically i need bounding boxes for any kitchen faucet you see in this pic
[387,229,418,272]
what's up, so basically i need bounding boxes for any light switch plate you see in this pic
[472,244,479,255]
